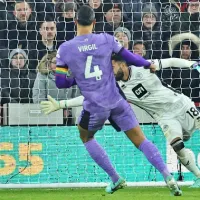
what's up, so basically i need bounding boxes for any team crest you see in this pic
[56,48,60,58]
[135,72,143,79]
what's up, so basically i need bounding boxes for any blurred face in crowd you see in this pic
[133,43,146,57]
[63,10,76,18]
[115,32,129,49]
[13,2,32,23]
[89,0,101,9]
[143,13,156,30]
[188,1,200,14]
[180,44,191,60]
[105,8,122,25]
[11,53,26,69]
[49,57,57,72]
[40,21,57,41]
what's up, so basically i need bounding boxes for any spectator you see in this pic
[0,47,9,69]
[0,0,38,50]
[87,0,103,22]
[121,0,160,22]
[29,16,57,71]
[172,0,200,37]
[132,40,148,58]
[57,2,76,45]
[0,0,15,32]
[32,0,55,21]
[114,27,131,49]
[157,32,200,103]
[161,0,180,39]
[187,0,200,14]
[0,49,35,104]
[95,0,132,35]
[32,51,78,103]
[55,0,80,17]
[133,3,164,59]
[169,32,200,60]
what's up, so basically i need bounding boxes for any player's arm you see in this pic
[153,58,197,71]
[119,48,151,68]
[55,46,77,89]
[40,95,84,115]
[55,66,76,88]
[109,34,155,71]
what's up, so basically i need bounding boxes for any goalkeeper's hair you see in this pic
[111,54,126,63]
[76,5,95,26]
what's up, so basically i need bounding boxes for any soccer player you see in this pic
[110,55,200,188]
[41,5,182,195]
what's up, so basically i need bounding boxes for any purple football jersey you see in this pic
[56,33,123,112]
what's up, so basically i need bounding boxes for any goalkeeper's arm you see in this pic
[153,58,197,70]
[40,95,84,115]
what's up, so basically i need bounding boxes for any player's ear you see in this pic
[121,62,127,68]
[75,20,78,25]
[93,19,96,25]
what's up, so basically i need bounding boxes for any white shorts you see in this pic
[158,98,200,144]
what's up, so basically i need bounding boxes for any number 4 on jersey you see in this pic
[85,56,102,80]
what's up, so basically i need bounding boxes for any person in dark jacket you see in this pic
[160,0,181,39]
[95,0,132,35]
[56,2,76,46]
[171,0,200,37]
[133,3,165,59]
[0,48,36,104]
[158,32,200,103]
[169,32,200,60]
[87,0,104,22]
[28,16,57,72]
[0,0,38,50]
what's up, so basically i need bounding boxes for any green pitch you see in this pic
[0,187,199,200]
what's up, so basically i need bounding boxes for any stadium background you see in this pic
[0,0,200,191]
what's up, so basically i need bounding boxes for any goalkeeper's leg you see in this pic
[125,127,182,196]
[160,118,200,188]
[171,137,200,188]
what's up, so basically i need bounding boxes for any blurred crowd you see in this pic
[0,0,200,109]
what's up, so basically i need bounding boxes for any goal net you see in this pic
[0,0,200,188]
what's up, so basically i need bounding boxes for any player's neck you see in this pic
[123,68,129,81]
[77,25,93,36]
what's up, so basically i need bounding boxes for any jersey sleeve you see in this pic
[105,33,123,53]
[56,45,67,67]
[56,44,71,76]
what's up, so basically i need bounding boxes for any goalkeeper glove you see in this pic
[40,95,67,115]
[192,62,200,73]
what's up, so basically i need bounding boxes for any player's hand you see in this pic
[144,64,156,73]
[149,64,156,73]
[40,95,61,115]
[192,62,200,73]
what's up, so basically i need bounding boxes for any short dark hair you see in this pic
[40,15,55,28]
[111,54,125,63]
[133,40,146,47]
[76,5,95,26]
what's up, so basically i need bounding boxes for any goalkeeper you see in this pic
[41,56,200,188]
